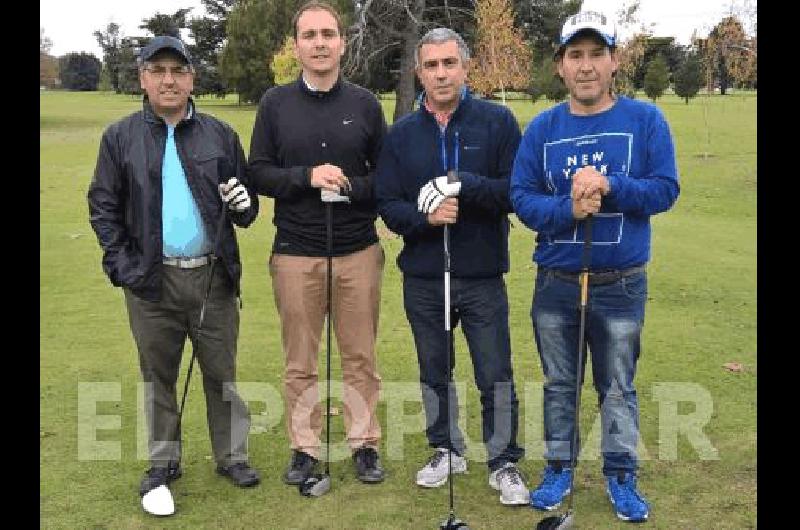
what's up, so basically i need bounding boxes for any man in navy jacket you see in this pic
[375,27,528,506]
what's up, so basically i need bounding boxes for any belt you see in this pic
[541,265,646,286]
[162,255,213,269]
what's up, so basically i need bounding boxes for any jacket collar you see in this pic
[417,86,471,126]
[142,96,195,126]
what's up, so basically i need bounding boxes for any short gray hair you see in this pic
[414,28,470,68]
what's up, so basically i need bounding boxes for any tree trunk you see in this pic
[393,0,425,122]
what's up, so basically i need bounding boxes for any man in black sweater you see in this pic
[248,0,387,486]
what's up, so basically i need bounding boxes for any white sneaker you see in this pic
[489,462,529,505]
[415,448,467,488]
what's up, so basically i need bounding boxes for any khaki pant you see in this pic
[270,243,384,458]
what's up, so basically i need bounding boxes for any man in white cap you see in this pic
[510,10,680,523]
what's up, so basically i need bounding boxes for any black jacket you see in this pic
[88,97,259,301]
[248,77,387,256]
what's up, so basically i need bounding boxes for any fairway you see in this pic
[41,90,756,529]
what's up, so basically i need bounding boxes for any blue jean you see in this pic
[403,275,524,471]
[532,269,647,476]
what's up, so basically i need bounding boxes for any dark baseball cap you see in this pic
[140,35,192,65]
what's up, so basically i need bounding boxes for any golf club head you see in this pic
[536,510,574,530]
[440,515,469,529]
[141,484,175,516]
[298,473,331,497]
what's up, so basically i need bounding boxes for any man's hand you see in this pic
[427,197,458,225]
[310,164,351,194]
[571,166,610,200]
[417,175,461,213]
[572,192,601,219]
[219,178,251,212]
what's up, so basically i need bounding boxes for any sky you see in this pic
[40,0,754,59]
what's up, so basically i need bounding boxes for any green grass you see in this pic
[41,90,756,528]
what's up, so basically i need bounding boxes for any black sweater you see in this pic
[248,77,387,256]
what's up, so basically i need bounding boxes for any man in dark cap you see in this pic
[88,35,261,514]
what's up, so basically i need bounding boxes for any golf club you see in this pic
[536,215,593,530]
[142,162,232,516]
[438,168,469,530]
[299,201,334,498]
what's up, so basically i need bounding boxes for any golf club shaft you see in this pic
[172,204,228,469]
[443,142,458,518]
[443,222,455,516]
[565,214,592,513]
[326,202,332,475]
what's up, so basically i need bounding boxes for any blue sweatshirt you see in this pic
[375,90,521,279]
[510,96,680,272]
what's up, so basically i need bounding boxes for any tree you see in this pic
[529,55,567,102]
[138,8,193,38]
[642,55,669,102]
[614,33,647,97]
[469,0,532,104]
[704,15,755,94]
[673,52,703,104]
[117,39,146,94]
[513,0,581,61]
[40,28,59,88]
[632,37,686,88]
[93,22,123,92]
[271,36,301,85]
[59,53,103,91]
[220,0,292,104]
[188,2,235,97]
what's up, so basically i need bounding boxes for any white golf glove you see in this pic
[321,189,351,203]
[417,175,461,213]
[219,178,251,212]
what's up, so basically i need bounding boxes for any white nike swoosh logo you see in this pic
[463,145,480,150]
[343,119,353,125]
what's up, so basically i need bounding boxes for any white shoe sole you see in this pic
[530,488,571,511]
[489,479,529,505]
[607,488,649,522]
[416,462,467,488]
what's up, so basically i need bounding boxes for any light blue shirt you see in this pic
[162,124,212,257]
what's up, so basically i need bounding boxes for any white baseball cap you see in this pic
[557,10,617,55]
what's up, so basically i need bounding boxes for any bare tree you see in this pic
[469,0,531,104]
[345,0,474,121]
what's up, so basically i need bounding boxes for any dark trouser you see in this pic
[403,275,524,471]
[124,262,250,468]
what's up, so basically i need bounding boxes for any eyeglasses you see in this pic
[143,65,192,80]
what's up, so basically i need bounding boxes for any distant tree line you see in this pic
[40,0,756,113]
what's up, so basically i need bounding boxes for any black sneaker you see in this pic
[216,461,261,487]
[139,464,182,497]
[353,446,385,483]
[283,450,318,485]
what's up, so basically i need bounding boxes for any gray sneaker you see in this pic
[415,448,467,488]
[489,462,529,505]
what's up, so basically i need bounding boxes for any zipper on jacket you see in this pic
[440,129,460,174]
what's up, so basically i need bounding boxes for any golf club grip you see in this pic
[447,169,459,184]
[580,215,593,306]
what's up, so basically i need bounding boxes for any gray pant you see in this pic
[124,262,250,468]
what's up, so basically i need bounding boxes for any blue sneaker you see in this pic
[529,465,572,511]
[606,472,650,522]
